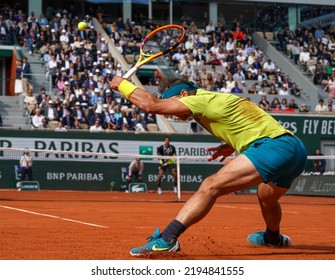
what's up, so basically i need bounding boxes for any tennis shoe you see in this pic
[157,187,162,195]
[173,186,177,194]
[247,231,291,247]
[130,228,180,256]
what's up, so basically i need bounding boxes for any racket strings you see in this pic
[142,28,183,55]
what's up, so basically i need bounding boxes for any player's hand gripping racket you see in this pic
[123,24,185,79]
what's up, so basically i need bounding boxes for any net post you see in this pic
[176,156,181,202]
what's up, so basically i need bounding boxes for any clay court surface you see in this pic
[0,193,334,260]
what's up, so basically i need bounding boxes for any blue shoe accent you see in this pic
[130,228,180,256]
[247,231,291,247]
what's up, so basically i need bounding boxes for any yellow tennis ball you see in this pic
[78,22,87,30]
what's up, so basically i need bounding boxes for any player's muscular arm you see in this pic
[110,77,191,116]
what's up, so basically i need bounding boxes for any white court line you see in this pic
[214,205,299,214]
[0,205,109,228]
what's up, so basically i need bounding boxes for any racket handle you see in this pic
[123,66,138,79]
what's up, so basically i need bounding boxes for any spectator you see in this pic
[271,76,282,89]
[233,26,244,47]
[220,82,230,93]
[31,108,45,128]
[203,72,214,91]
[108,109,118,130]
[299,47,310,71]
[225,37,235,52]
[278,85,289,96]
[262,59,276,76]
[313,148,326,174]
[36,87,48,106]
[247,84,257,94]
[0,15,9,41]
[77,87,90,108]
[37,12,48,28]
[59,101,71,120]
[44,100,59,123]
[21,56,31,94]
[290,83,301,97]
[271,97,281,110]
[72,102,87,124]
[205,20,215,35]
[112,106,122,129]
[328,36,335,53]
[259,95,271,111]
[134,114,146,132]
[198,31,209,47]
[116,17,125,31]
[39,118,49,129]
[62,110,75,129]
[24,88,37,115]
[274,69,284,84]
[247,63,258,80]
[180,61,194,81]
[231,82,243,94]
[171,48,184,68]
[313,61,324,85]
[328,99,335,111]
[232,68,245,82]
[314,25,325,41]
[258,86,266,95]
[288,99,299,110]
[268,84,278,95]
[299,103,309,113]
[282,76,292,90]
[323,74,335,99]
[90,119,103,131]
[226,75,235,91]
[281,98,288,110]
[327,103,333,112]
[114,63,124,77]
[314,99,327,113]
[73,119,83,130]
[213,72,225,89]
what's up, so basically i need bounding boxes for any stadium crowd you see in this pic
[1,7,156,131]
[1,5,335,130]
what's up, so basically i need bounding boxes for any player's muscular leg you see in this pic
[175,154,263,228]
[257,183,287,231]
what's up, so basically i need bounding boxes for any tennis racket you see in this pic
[123,24,185,79]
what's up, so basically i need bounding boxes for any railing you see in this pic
[0,75,53,97]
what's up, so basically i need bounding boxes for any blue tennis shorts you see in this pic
[242,134,307,188]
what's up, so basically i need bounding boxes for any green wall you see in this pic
[1,114,334,192]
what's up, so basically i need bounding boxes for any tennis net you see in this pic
[1,147,334,202]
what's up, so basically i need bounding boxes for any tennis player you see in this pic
[111,76,307,256]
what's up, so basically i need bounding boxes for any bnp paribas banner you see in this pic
[0,130,222,191]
